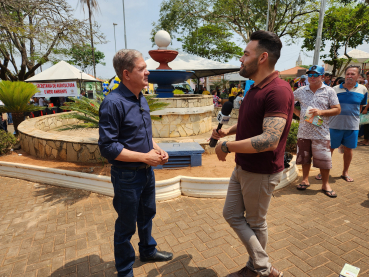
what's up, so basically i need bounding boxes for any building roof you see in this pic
[279,66,306,76]
[338,49,369,63]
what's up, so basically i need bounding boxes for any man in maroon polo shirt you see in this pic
[211,31,294,277]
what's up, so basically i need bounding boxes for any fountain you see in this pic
[148,30,214,138]
[148,30,195,98]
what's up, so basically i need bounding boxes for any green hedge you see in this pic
[0,130,17,155]
[286,121,299,153]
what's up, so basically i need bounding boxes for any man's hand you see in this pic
[308,108,322,117]
[362,108,368,115]
[215,141,228,161]
[211,128,229,140]
[155,148,169,165]
[144,149,163,166]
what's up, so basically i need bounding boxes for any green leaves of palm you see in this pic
[58,96,100,130]
[0,81,45,113]
[145,94,169,121]
[58,94,169,130]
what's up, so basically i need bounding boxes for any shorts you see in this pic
[296,139,332,169]
[330,129,359,149]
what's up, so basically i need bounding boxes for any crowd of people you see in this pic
[210,83,245,108]
[293,65,368,198]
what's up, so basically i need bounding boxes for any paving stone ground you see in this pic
[1,146,369,277]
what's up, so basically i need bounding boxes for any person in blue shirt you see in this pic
[98,49,172,277]
[329,65,368,182]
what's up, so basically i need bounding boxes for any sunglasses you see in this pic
[308,73,322,77]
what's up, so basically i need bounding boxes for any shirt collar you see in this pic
[339,82,359,90]
[306,83,326,92]
[253,71,279,89]
[117,82,142,99]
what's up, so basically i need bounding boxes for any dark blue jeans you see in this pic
[111,166,157,277]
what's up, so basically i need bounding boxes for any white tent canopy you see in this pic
[145,52,240,79]
[338,49,369,63]
[25,61,99,82]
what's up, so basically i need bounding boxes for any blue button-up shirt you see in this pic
[98,83,153,167]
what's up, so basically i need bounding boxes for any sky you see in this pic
[39,0,369,79]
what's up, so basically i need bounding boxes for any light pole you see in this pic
[313,0,327,65]
[113,23,117,53]
[266,0,270,31]
[80,71,83,96]
[122,0,127,49]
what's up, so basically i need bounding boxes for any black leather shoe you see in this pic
[140,250,173,262]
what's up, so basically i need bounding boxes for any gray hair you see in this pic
[345,65,361,74]
[113,49,142,80]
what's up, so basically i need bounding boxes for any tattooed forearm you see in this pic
[251,117,287,152]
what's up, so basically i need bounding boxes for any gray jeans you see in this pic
[223,165,283,276]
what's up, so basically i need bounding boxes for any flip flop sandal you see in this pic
[297,183,310,190]
[341,175,354,182]
[315,174,322,180]
[322,189,337,198]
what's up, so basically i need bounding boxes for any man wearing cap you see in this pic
[294,75,307,90]
[293,65,341,198]
[329,65,368,182]
[323,72,333,86]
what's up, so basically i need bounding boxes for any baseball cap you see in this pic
[307,65,325,75]
[300,75,307,79]
[324,71,332,76]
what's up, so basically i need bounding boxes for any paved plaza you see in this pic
[1,146,369,277]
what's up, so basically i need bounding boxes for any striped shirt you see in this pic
[294,84,340,140]
[329,83,368,130]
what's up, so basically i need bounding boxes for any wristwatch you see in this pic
[221,141,230,153]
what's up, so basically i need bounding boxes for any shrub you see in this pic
[286,121,299,153]
[0,130,17,155]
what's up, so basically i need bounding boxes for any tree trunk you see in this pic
[88,2,96,78]
[12,112,25,135]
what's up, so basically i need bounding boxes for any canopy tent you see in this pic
[145,52,240,79]
[338,49,369,63]
[25,61,100,82]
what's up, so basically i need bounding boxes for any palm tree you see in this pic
[78,0,100,78]
[58,95,169,131]
[0,81,45,135]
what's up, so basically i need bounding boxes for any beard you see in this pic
[239,58,258,78]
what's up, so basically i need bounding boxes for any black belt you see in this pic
[113,164,151,170]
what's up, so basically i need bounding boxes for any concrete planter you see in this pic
[0,157,298,201]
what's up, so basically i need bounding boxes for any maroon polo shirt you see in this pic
[235,71,294,174]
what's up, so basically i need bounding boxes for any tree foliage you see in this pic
[52,45,105,74]
[301,3,369,76]
[0,0,106,81]
[152,0,319,62]
[179,24,243,62]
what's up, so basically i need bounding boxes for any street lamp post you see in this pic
[266,0,270,31]
[122,0,127,49]
[113,23,117,53]
[313,0,327,65]
[80,71,83,96]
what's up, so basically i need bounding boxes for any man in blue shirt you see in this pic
[330,65,368,182]
[98,49,172,277]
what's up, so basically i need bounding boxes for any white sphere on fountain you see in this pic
[155,30,171,50]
